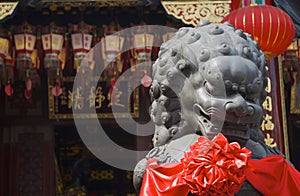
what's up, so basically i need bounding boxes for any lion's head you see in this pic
[150,21,266,147]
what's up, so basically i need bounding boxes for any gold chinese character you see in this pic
[127,194,136,196]
[265,77,271,93]
[108,85,124,107]
[262,96,272,111]
[95,86,106,109]
[87,87,96,108]
[264,133,277,148]
[73,87,84,110]
[265,65,269,71]
[261,114,275,131]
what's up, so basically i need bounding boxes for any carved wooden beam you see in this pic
[0,2,18,22]
[161,0,231,26]
[30,0,149,7]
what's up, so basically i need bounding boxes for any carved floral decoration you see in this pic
[161,1,231,26]
[0,2,18,22]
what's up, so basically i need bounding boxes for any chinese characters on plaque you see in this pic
[48,77,139,119]
[261,73,277,148]
[260,61,288,156]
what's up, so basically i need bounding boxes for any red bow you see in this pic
[140,134,300,196]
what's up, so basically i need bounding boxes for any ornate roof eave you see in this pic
[24,0,153,8]
[161,0,231,26]
[0,2,19,23]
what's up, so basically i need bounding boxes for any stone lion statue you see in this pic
[133,21,283,195]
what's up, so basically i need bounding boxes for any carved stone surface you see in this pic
[133,22,283,194]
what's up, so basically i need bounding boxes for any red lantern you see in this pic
[222,5,295,60]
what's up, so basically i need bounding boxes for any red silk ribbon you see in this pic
[140,134,300,196]
[245,155,300,196]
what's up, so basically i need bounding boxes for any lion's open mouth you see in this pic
[193,104,227,138]
[193,103,254,140]
[222,122,248,131]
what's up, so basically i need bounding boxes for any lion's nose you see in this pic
[225,95,252,117]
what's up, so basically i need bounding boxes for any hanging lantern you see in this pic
[14,24,39,99]
[70,22,94,72]
[0,27,12,96]
[4,54,14,96]
[131,26,155,87]
[132,30,154,63]
[99,23,125,107]
[222,5,295,60]
[41,23,66,96]
[0,36,9,67]
[69,22,96,94]
[101,24,124,79]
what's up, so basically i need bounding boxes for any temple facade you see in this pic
[0,0,299,195]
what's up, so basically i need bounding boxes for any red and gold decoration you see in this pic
[140,134,300,196]
[161,0,231,26]
[0,27,14,96]
[41,23,66,96]
[222,4,295,60]
[13,24,40,99]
